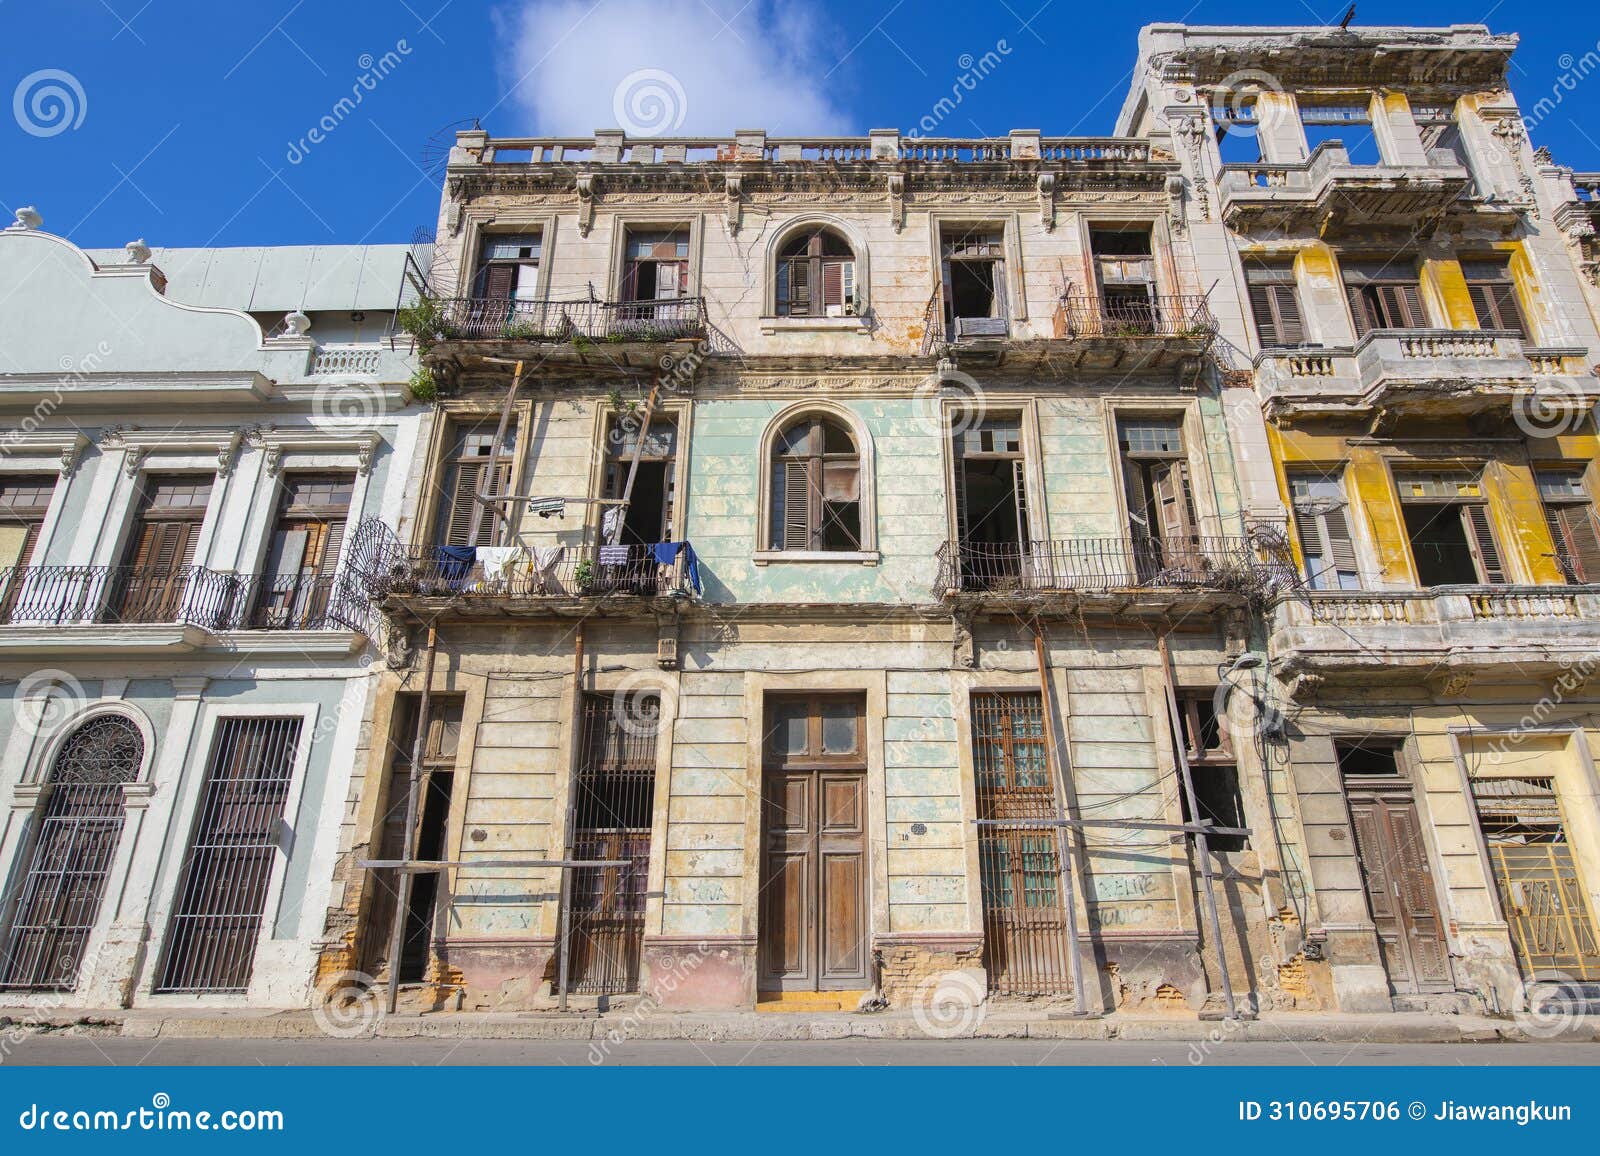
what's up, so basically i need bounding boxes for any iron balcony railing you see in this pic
[934,537,1289,598]
[432,295,707,342]
[1055,294,1217,340]
[0,566,351,631]
[366,544,695,602]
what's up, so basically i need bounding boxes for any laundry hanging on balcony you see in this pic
[433,545,477,583]
[476,545,526,583]
[598,544,630,566]
[651,541,702,594]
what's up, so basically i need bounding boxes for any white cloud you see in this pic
[493,0,856,137]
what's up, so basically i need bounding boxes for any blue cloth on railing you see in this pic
[651,541,701,594]
[433,545,477,583]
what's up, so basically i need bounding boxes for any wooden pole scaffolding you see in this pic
[1157,632,1240,1020]
[555,626,585,1010]
[385,623,438,1015]
[1032,629,1093,1017]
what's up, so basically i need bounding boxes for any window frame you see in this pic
[763,217,869,322]
[753,403,878,565]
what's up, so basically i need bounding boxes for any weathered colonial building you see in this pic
[0,212,423,1008]
[314,117,1315,1016]
[1119,23,1600,1011]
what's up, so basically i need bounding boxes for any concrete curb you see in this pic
[7,1010,1597,1045]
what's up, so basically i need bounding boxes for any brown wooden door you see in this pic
[1347,788,1451,991]
[759,694,868,992]
[760,769,867,990]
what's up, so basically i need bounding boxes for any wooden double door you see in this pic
[1347,786,1452,991]
[759,695,869,992]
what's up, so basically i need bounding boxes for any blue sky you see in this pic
[5,0,1599,249]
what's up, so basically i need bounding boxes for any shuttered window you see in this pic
[1396,471,1506,585]
[0,475,57,570]
[123,475,211,575]
[1537,470,1600,584]
[255,473,354,629]
[1462,259,1528,339]
[475,233,541,301]
[1342,259,1426,335]
[437,423,516,548]
[1245,263,1305,347]
[622,228,690,302]
[1288,472,1361,589]
[769,416,860,551]
[776,229,856,317]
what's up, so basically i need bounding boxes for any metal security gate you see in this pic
[156,716,301,993]
[566,692,657,994]
[973,692,1071,995]
[0,716,143,990]
[1472,775,1600,981]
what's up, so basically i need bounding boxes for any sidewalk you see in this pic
[5,1006,1596,1044]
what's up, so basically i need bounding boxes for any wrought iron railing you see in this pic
[0,566,355,631]
[1054,294,1217,340]
[430,295,707,342]
[934,537,1289,598]
[365,544,695,601]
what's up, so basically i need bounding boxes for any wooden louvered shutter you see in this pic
[991,260,1008,319]
[481,264,515,301]
[1250,283,1305,346]
[1291,500,1326,566]
[1394,283,1425,328]
[1462,504,1506,584]
[1124,462,1152,541]
[1324,505,1359,574]
[444,462,483,547]
[783,460,812,550]
[952,451,969,543]
[789,260,811,316]
[1151,461,1195,543]
[131,520,198,572]
[821,261,844,308]
[1547,505,1600,583]
[319,519,346,575]
[1347,284,1373,336]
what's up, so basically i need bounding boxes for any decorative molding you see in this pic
[1037,172,1056,233]
[100,426,244,477]
[724,173,743,233]
[574,172,596,236]
[887,172,906,233]
[256,427,382,475]
[0,430,90,475]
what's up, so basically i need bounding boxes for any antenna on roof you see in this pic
[1338,4,1356,29]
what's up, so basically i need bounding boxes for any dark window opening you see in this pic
[1091,227,1157,329]
[621,229,689,303]
[770,416,860,552]
[474,233,541,301]
[1174,693,1246,852]
[603,414,676,548]
[953,418,1027,589]
[1336,741,1404,777]
[941,229,1007,338]
[1401,502,1501,585]
[1117,418,1198,579]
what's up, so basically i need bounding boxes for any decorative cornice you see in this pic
[0,430,89,474]
[255,427,382,475]
[99,426,243,477]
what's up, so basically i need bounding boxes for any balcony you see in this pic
[0,566,366,654]
[1253,331,1598,425]
[1218,144,1482,235]
[934,537,1292,613]
[1555,174,1599,286]
[1271,586,1600,685]
[364,543,698,619]
[920,292,1215,374]
[403,295,713,376]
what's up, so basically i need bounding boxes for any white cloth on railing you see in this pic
[532,545,565,593]
[476,546,526,582]
[601,506,622,542]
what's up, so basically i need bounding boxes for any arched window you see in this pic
[770,415,861,551]
[0,715,143,990]
[775,229,857,318]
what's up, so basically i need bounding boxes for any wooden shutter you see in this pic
[444,462,484,546]
[1011,459,1030,550]
[481,264,515,301]
[318,519,346,574]
[1323,505,1358,573]
[1462,504,1506,584]
[1346,284,1374,336]
[1546,504,1600,583]
[952,452,969,544]
[129,520,198,572]
[782,460,812,550]
[1124,462,1152,541]
[1467,281,1527,337]
[1151,460,1196,542]
[821,261,844,308]
[1393,283,1425,327]
[1250,283,1304,346]
[991,260,1008,319]
[789,260,811,315]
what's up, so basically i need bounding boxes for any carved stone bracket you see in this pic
[724,173,743,234]
[1165,173,1187,235]
[887,172,905,234]
[1173,116,1211,222]
[1037,172,1056,233]
[575,172,596,237]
